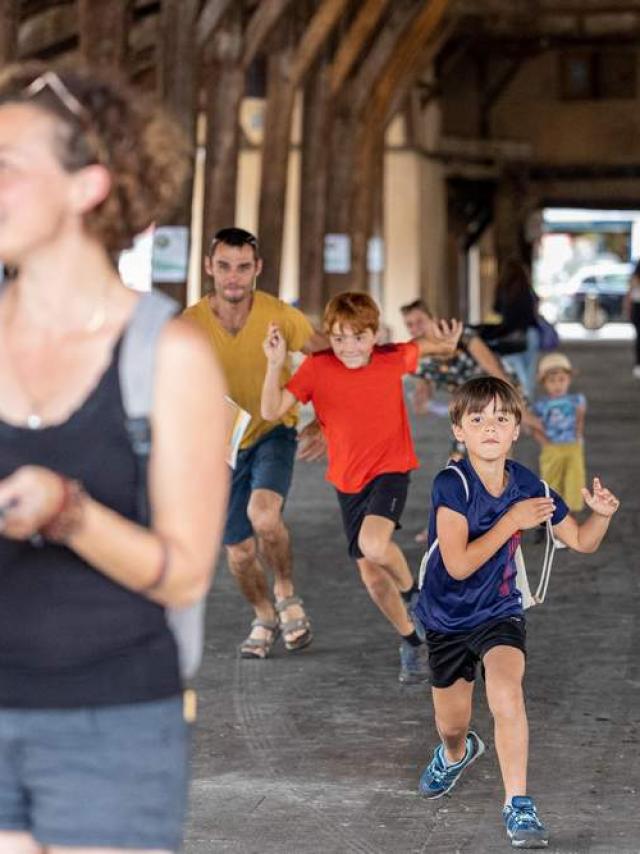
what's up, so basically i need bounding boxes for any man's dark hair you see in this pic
[208,227,259,259]
[400,298,431,316]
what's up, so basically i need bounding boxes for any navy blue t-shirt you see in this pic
[415,458,568,634]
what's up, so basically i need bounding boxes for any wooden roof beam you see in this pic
[288,0,351,89]
[197,0,235,48]
[370,0,453,126]
[242,0,296,70]
[348,0,421,118]
[329,0,391,97]
[454,0,640,13]
[349,0,454,290]
[0,0,19,64]
[78,0,132,69]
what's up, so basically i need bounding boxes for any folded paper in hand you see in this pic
[225,397,251,469]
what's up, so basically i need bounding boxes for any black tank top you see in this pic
[0,337,181,708]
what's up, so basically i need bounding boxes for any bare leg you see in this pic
[226,537,277,654]
[248,488,307,644]
[483,645,528,804]
[357,515,414,592]
[248,489,293,600]
[355,515,416,635]
[0,832,41,854]
[356,558,414,635]
[431,678,475,764]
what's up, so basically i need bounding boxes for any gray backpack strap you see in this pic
[418,465,469,589]
[120,291,179,510]
[119,291,206,682]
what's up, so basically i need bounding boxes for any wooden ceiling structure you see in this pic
[2,0,640,310]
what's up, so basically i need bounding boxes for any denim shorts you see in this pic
[0,695,189,850]
[223,424,297,545]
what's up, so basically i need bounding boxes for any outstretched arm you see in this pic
[552,477,619,552]
[261,322,298,421]
[467,334,511,381]
[414,318,464,357]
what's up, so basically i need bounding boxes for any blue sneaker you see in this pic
[418,731,485,798]
[398,640,429,684]
[502,796,549,848]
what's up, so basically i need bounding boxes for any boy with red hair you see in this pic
[261,291,462,683]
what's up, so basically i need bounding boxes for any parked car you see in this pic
[539,261,632,327]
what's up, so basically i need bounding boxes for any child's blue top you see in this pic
[415,458,568,634]
[533,393,586,444]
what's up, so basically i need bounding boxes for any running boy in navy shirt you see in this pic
[414,376,619,849]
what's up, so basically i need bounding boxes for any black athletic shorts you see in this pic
[336,472,410,559]
[426,616,526,688]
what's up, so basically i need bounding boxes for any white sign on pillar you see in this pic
[152,226,190,283]
[324,233,351,274]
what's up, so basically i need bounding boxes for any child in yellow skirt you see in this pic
[532,352,586,512]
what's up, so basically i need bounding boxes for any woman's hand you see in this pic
[0,466,64,539]
[582,477,620,518]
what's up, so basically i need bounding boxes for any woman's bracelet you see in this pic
[40,478,87,543]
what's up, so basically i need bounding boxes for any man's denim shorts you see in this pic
[223,424,297,545]
[0,695,189,850]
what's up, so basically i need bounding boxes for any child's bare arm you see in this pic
[261,323,298,421]
[437,496,556,580]
[576,403,586,441]
[552,477,619,552]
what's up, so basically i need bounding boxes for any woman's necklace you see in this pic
[3,286,109,430]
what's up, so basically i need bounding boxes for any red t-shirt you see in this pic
[286,343,420,493]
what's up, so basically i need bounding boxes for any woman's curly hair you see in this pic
[0,61,192,253]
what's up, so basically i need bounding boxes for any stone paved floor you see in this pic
[185,341,640,854]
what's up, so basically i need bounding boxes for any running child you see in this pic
[261,291,462,684]
[413,376,619,848]
[532,352,586,513]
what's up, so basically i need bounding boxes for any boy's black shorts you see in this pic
[426,616,526,688]
[336,472,409,559]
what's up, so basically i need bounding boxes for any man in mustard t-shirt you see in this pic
[185,228,325,659]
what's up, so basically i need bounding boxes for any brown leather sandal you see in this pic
[239,618,280,660]
[275,595,313,652]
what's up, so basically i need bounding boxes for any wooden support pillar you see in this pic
[0,0,19,65]
[323,109,358,298]
[256,45,296,296]
[258,0,348,296]
[201,5,244,250]
[323,0,419,298]
[493,167,531,270]
[156,0,200,304]
[299,62,332,318]
[78,0,131,69]
[299,0,384,309]
[348,0,453,291]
